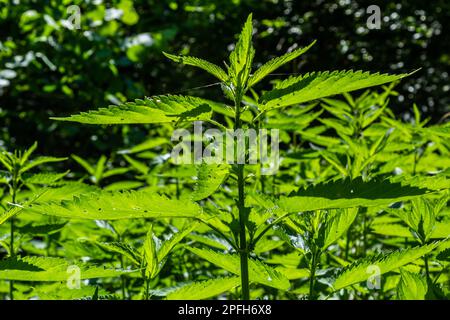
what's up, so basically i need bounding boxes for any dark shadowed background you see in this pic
[0,0,449,157]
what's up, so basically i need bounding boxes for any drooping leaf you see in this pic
[163,52,228,82]
[166,276,240,300]
[260,70,412,111]
[51,95,214,125]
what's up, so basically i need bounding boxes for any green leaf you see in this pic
[0,183,97,225]
[157,223,197,262]
[20,156,67,173]
[280,177,430,213]
[332,241,442,291]
[260,70,412,111]
[144,225,159,278]
[320,208,358,249]
[24,189,202,220]
[71,155,95,175]
[123,154,149,175]
[191,163,229,201]
[51,95,214,125]
[228,13,255,90]
[163,52,228,82]
[396,269,428,300]
[188,247,290,290]
[24,171,69,185]
[248,40,316,88]
[0,256,132,281]
[166,277,240,300]
[96,242,141,266]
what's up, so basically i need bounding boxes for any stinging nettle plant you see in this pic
[7,13,447,300]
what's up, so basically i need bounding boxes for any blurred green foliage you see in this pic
[0,0,449,158]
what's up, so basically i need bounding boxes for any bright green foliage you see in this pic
[166,277,241,300]
[1,13,448,301]
[396,269,428,300]
[332,241,444,291]
[24,189,202,220]
[163,53,228,82]
[52,95,214,125]
[188,247,290,290]
[0,256,131,281]
[248,41,316,88]
[279,178,431,213]
[191,163,229,201]
[260,70,412,111]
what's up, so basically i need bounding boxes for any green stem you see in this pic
[237,163,249,300]
[9,172,18,300]
[309,251,317,300]
[234,94,250,300]
[424,255,431,283]
[145,277,151,300]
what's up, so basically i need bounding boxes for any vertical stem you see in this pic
[234,94,250,300]
[309,251,317,300]
[424,255,431,283]
[9,171,17,300]
[145,278,150,300]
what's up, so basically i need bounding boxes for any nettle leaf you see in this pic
[0,256,132,281]
[17,222,68,235]
[52,95,214,125]
[280,178,430,213]
[157,223,197,263]
[0,183,97,225]
[144,226,159,278]
[332,241,443,291]
[228,13,255,89]
[163,52,228,82]
[23,171,69,185]
[20,156,67,173]
[96,242,141,266]
[188,247,290,290]
[396,269,428,300]
[260,70,412,111]
[24,189,202,220]
[319,208,358,250]
[191,163,229,201]
[248,40,316,88]
[166,276,240,300]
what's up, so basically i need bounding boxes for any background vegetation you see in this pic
[0,1,449,301]
[1,0,449,156]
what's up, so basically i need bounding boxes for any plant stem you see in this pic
[237,163,249,300]
[309,251,317,300]
[424,255,431,283]
[9,171,18,300]
[145,277,151,300]
[234,94,250,300]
